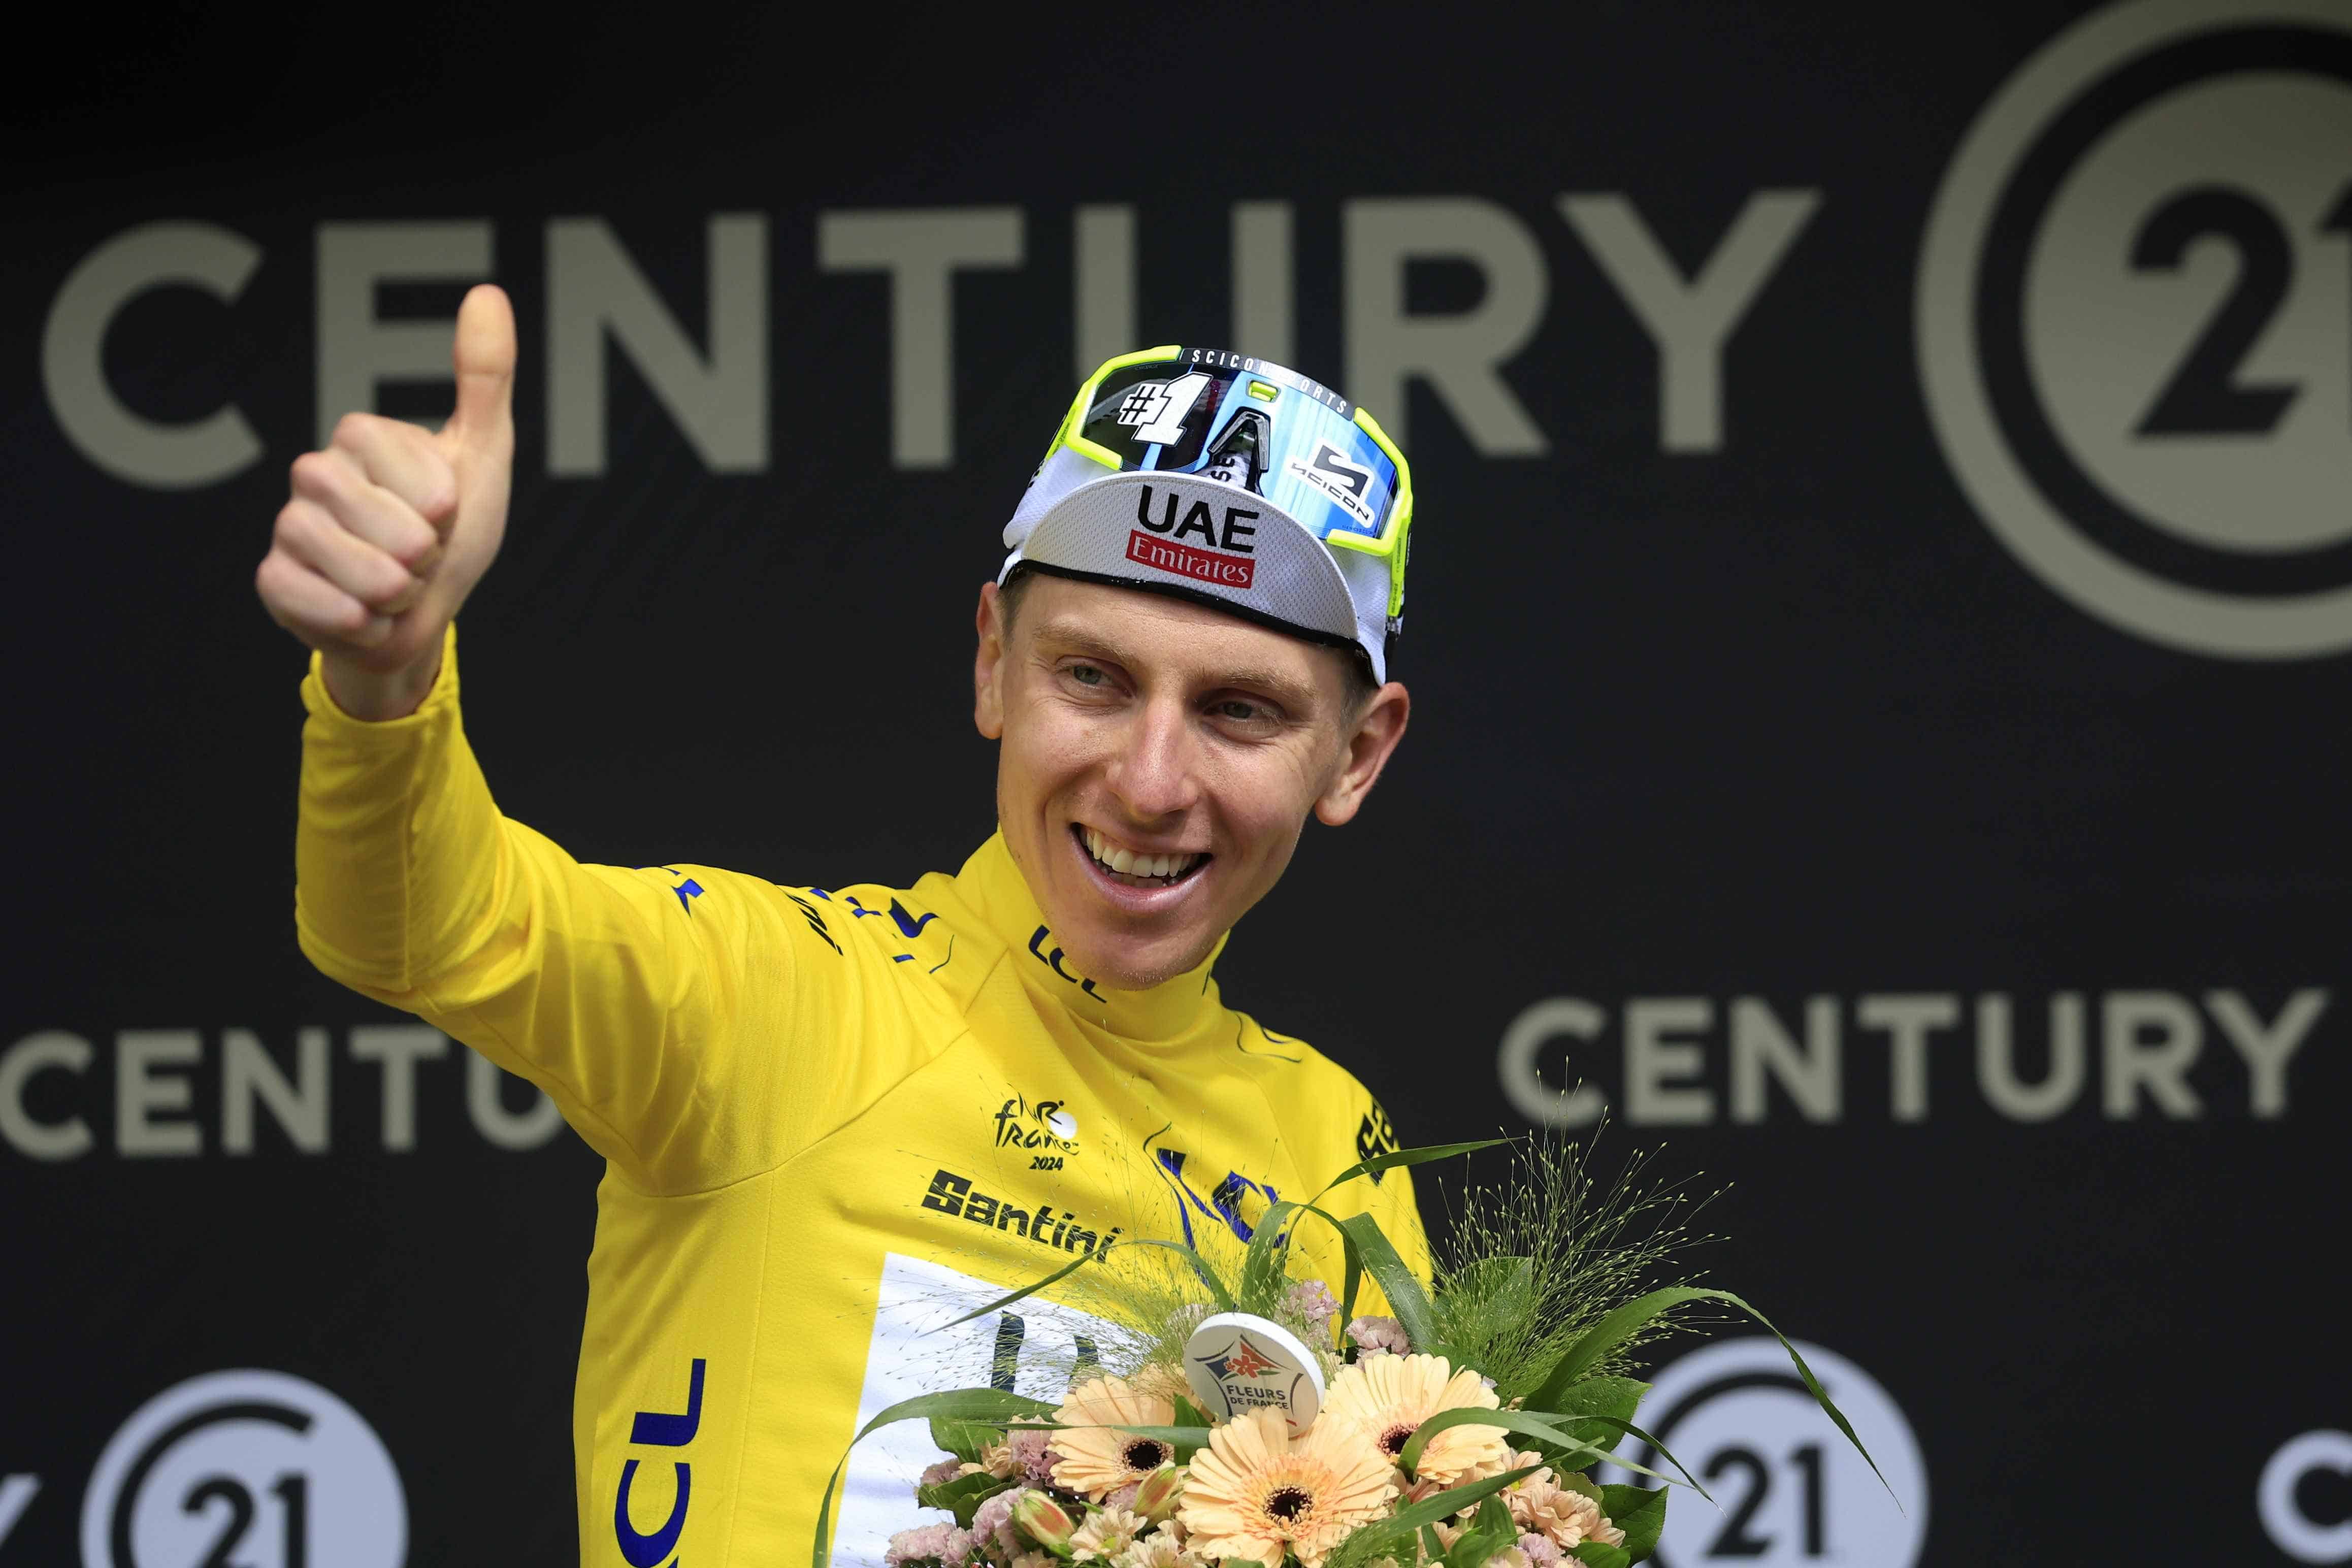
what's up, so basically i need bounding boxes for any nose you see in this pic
[1103,694,1200,821]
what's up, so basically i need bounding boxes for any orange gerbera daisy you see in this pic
[1050,1376,1179,1500]
[1178,1408,1396,1567]
[1320,1353,1510,1485]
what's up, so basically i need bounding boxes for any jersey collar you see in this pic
[952,831,1228,1043]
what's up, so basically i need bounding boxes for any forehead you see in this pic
[1015,574,1348,698]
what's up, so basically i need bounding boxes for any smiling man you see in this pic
[262,287,1427,1565]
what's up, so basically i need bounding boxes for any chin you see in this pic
[1057,924,1217,993]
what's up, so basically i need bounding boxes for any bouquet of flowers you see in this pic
[822,1137,1874,1568]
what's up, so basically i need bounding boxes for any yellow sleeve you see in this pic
[292,626,847,1191]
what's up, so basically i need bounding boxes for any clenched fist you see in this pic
[256,284,516,720]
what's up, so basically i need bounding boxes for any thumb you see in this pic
[446,283,516,451]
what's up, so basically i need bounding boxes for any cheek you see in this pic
[1209,749,1327,860]
[1000,696,1098,801]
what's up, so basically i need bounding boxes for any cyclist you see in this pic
[259,285,1427,1564]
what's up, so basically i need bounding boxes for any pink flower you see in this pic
[1518,1532,1563,1567]
[1103,1483,1140,1514]
[1346,1315,1411,1357]
[1007,1424,1059,1486]
[1284,1279,1341,1333]
[972,1486,1030,1558]
[921,1458,966,1489]
[886,1523,975,1567]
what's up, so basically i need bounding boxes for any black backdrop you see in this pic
[7,2,2349,1563]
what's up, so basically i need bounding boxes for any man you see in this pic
[258,285,1428,1564]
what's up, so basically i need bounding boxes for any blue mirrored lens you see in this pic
[1074,352,1399,544]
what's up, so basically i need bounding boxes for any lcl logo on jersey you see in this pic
[1918,0,2352,658]
[614,1359,706,1568]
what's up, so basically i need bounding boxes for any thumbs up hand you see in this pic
[256,284,517,720]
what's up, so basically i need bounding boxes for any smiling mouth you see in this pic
[1074,825,1211,889]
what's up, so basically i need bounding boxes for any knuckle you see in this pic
[332,411,379,449]
[275,499,323,548]
[288,449,340,499]
[361,565,420,610]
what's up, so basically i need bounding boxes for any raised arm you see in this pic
[257,288,815,1189]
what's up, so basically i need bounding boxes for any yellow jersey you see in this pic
[292,629,1429,1567]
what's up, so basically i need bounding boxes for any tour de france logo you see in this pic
[1917,0,2352,658]
[80,1368,406,1568]
[1597,1337,1928,1568]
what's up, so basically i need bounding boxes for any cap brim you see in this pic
[1007,471,1358,645]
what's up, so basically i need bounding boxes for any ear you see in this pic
[1314,681,1411,826]
[973,581,1008,739]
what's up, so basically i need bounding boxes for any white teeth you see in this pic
[1081,828,1200,881]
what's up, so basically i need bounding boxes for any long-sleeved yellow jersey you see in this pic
[293,629,1428,1567]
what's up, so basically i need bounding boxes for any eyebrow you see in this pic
[1031,617,1325,711]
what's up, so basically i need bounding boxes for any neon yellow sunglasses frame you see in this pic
[1047,346,1416,622]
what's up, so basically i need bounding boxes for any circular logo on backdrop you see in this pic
[80,1369,406,1568]
[1917,0,2352,658]
[2259,1429,2352,1563]
[1598,1337,1927,1568]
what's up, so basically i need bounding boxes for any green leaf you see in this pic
[812,1389,1054,1568]
[1377,1464,1539,1537]
[1524,1286,1887,1495]
[1029,1421,1213,1460]
[1331,1463,1539,1568]
[932,1249,1103,1332]
[1326,1467,1545,1568]
[1568,1543,1632,1568]
[1444,1496,1520,1568]
[1120,1237,1236,1311]
[931,1235,1232,1335]
[1238,1199,1303,1313]
[1552,1376,1648,1457]
[1393,1407,1682,1493]
[916,1471,1014,1527]
[1311,1138,1514,1202]
[1597,1486,1667,1562]
[1522,1412,1707,1500]
[928,1416,998,1462]
[1171,1395,1210,1429]
[1554,1469,1603,1503]
[1332,1211,1437,1352]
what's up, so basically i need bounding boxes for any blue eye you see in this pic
[1069,664,1104,686]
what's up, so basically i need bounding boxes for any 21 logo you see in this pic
[1598,1338,1926,1568]
[1918,0,2352,658]
[80,1369,406,1568]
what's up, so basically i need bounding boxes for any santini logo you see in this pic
[1129,484,1258,589]
[920,1168,1122,1257]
